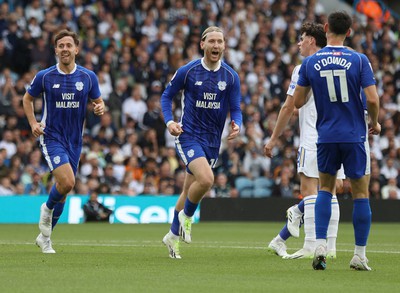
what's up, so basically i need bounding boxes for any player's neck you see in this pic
[203,58,220,71]
[58,63,76,74]
[327,35,346,47]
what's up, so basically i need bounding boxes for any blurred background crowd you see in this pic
[0,0,399,200]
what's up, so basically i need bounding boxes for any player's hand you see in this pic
[227,120,240,140]
[31,122,45,138]
[264,139,276,158]
[369,122,381,135]
[168,122,183,136]
[93,101,105,116]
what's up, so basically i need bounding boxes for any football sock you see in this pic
[353,198,371,246]
[303,195,317,250]
[278,225,291,241]
[183,198,198,217]
[52,201,65,229]
[354,245,366,259]
[170,209,180,236]
[327,195,340,252]
[315,190,332,240]
[46,184,65,210]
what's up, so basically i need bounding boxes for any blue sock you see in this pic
[52,202,65,230]
[353,198,371,246]
[315,190,332,239]
[279,225,291,241]
[184,198,198,217]
[297,199,305,213]
[170,209,180,236]
[46,185,65,209]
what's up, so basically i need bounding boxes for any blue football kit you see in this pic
[297,46,375,178]
[297,45,375,247]
[161,58,242,170]
[28,64,101,174]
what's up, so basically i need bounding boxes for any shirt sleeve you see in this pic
[360,53,376,89]
[297,57,311,87]
[88,70,101,100]
[229,70,242,128]
[27,71,44,97]
[160,67,186,124]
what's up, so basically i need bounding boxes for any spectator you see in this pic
[83,190,113,222]
[0,176,14,195]
[24,171,46,195]
[0,129,17,159]
[121,84,147,127]
[380,157,399,181]
[209,172,236,198]
[242,139,270,179]
[381,177,400,200]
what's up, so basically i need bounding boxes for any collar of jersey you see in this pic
[56,63,77,74]
[201,58,221,72]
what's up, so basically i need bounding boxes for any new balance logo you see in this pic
[53,84,60,88]
[195,81,202,86]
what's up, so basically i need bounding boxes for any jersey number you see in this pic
[320,69,349,102]
[209,159,217,168]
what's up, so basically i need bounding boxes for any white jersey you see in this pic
[288,65,345,179]
[287,65,318,151]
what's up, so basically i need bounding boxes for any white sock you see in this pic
[169,230,179,239]
[303,195,317,251]
[354,245,366,259]
[274,235,285,243]
[316,238,327,248]
[327,195,340,252]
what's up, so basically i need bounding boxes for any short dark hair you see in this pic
[54,29,80,46]
[300,22,327,48]
[328,11,352,35]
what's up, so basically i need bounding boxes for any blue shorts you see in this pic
[175,137,219,174]
[317,142,370,179]
[39,138,82,175]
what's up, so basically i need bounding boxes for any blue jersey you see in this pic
[297,46,375,143]
[161,58,242,148]
[27,64,101,148]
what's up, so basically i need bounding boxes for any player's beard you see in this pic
[59,54,74,66]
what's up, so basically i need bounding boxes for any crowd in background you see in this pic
[0,0,399,200]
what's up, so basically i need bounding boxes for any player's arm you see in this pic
[92,97,105,116]
[264,94,295,157]
[227,71,242,140]
[293,84,311,109]
[88,71,105,116]
[364,85,381,135]
[161,68,186,136]
[22,91,44,138]
[360,54,381,135]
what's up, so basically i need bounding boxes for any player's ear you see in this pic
[346,28,352,37]
[324,23,329,33]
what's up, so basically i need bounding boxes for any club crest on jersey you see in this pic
[187,149,194,158]
[218,81,226,91]
[53,156,61,165]
[75,81,84,91]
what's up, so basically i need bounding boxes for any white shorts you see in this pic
[297,146,345,179]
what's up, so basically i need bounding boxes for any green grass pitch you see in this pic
[1,222,399,293]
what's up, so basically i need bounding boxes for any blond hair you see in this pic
[201,26,224,41]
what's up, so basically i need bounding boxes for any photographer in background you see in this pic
[83,189,113,222]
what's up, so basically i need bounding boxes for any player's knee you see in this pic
[59,178,75,193]
[199,176,214,190]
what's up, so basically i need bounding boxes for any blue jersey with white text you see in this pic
[297,46,375,143]
[27,64,101,148]
[161,58,242,148]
